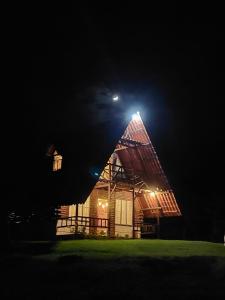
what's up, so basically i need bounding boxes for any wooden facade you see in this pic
[56,113,181,238]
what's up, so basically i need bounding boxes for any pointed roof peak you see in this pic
[122,112,150,145]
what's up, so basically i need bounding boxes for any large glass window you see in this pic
[115,199,132,225]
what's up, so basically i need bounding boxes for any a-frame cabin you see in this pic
[56,112,181,238]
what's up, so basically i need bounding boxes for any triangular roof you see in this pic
[117,113,171,190]
[94,112,181,218]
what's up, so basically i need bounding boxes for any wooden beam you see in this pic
[95,183,109,189]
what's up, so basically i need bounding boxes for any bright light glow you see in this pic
[98,199,108,209]
[94,172,99,176]
[150,191,156,197]
[132,112,140,121]
[112,95,119,102]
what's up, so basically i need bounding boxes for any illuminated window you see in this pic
[53,150,63,171]
[115,199,132,225]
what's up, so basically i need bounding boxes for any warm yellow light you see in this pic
[97,199,108,209]
[150,191,156,197]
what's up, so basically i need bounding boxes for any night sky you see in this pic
[5,4,225,240]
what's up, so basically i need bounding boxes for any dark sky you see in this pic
[5,4,225,235]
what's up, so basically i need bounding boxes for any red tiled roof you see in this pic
[118,115,170,189]
[138,191,181,217]
[116,114,181,218]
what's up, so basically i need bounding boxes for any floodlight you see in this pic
[132,112,140,121]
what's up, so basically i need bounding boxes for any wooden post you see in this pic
[156,210,160,239]
[132,188,135,239]
[108,164,116,238]
[89,190,98,235]
[154,193,161,239]
[75,204,79,234]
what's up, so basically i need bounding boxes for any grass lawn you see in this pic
[53,239,225,258]
[2,239,225,299]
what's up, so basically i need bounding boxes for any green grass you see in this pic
[2,239,225,299]
[52,239,225,259]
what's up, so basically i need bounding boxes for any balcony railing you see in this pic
[57,215,109,228]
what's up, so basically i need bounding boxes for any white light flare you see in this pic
[132,111,140,121]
